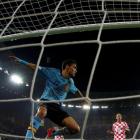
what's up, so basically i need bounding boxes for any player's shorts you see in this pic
[38,100,70,126]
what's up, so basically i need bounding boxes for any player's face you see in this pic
[68,63,77,77]
[116,114,122,121]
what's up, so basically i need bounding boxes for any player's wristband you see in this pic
[18,59,29,65]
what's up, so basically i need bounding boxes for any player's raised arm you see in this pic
[9,56,36,70]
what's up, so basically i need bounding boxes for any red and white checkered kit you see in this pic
[112,121,129,140]
[54,135,64,140]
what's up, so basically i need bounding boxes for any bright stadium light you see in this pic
[36,99,40,102]
[83,104,90,110]
[75,105,82,108]
[4,70,9,75]
[68,104,74,108]
[10,74,23,85]
[101,106,108,109]
[92,105,100,109]
[25,83,29,87]
[62,103,66,107]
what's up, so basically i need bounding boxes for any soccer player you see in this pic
[54,135,64,140]
[10,56,83,140]
[107,113,130,140]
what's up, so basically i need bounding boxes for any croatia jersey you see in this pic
[54,135,64,140]
[38,67,78,100]
[112,121,129,140]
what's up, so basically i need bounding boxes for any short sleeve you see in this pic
[124,122,129,130]
[69,78,78,94]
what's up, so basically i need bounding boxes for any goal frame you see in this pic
[0,21,140,43]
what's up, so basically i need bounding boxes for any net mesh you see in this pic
[0,0,140,37]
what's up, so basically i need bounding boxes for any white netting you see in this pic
[0,0,140,140]
[0,0,140,38]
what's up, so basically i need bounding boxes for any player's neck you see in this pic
[117,120,122,123]
[62,70,69,79]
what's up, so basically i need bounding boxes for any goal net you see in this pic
[0,0,140,140]
[0,0,140,41]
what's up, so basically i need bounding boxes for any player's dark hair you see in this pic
[62,59,77,70]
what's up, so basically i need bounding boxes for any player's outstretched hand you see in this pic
[9,55,17,60]
[9,56,20,63]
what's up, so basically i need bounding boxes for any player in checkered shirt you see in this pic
[107,113,130,140]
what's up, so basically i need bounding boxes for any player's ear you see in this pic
[65,64,69,69]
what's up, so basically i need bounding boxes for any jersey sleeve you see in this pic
[124,122,129,130]
[69,78,78,94]
[38,66,50,78]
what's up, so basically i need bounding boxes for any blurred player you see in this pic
[46,127,65,139]
[10,56,83,140]
[54,135,64,140]
[107,113,130,140]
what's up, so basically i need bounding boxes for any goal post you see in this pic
[1,21,140,43]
